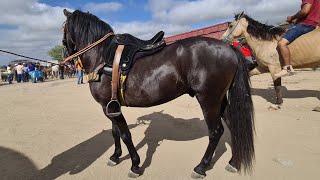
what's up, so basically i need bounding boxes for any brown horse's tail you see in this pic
[227,46,255,173]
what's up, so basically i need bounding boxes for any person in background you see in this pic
[59,62,65,79]
[7,64,13,84]
[75,57,84,84]
[28,63,35,72]
[23,63,29,82]
[16,63,23,83]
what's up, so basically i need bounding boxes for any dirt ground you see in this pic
[0,71,319,180]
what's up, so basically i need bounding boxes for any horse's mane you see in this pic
[66,10,114,44]
[235,13,286,41]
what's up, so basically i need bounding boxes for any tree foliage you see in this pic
[48,45,63,62]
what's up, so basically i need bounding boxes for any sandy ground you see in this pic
[0,71,319,180]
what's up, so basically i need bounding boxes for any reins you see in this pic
[63,32,115,63]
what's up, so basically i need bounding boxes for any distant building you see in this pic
[165,22,229,44]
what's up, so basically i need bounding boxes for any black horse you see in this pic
[62,9,255,178]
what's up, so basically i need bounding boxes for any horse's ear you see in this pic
[63,9,72,17]
[237,11,244,20]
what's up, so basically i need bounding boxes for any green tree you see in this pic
[48,45,63,62]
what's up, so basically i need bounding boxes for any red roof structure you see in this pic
[165,22,229,44]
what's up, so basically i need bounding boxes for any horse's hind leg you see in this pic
[192,95,224,178]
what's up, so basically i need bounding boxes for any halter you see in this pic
[223,12,245,43]
[63,32,115,63]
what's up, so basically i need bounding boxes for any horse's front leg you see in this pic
[103,108,142,177]
[106,122,122,166]
[249,65,268,77]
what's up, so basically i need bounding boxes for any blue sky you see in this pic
[0,0,300,65]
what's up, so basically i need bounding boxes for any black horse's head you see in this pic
[61,9,114,63]
[62,9,76,59]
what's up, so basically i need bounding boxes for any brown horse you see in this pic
[62,9,255,178]
[222,12,320,106]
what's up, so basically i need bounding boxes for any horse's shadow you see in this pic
[36,123,138,179]
[0,146,39,179]
[121,111,231,172]
[252,87,320,103]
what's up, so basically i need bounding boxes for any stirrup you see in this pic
[106,100,122,117]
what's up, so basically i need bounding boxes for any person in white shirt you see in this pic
[7,64,13,84]
[16,63,23,83]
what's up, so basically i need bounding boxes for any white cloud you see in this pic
[0,0,70,65]
[147,0,301,25]
[113,21,191,39]
[83,2,122,13]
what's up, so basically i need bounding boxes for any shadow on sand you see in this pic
[2,111,231,179]
[252,87,320,103]
[0,147,38,179]
[121,111,231,173]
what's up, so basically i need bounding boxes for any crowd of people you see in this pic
[1,60,84,85]
[4,63,38,84]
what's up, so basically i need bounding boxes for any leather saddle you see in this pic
[115,31,165,50]
[103,31,166,74]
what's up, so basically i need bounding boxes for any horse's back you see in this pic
[290,27,320,68]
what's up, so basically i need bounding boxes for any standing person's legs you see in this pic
[17,74,22,83]
[21,73,25,82]
[8,74,13,84]
[80,70,84,83]
[77,70,81,84]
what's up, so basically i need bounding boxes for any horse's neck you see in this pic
[243,32,277,57]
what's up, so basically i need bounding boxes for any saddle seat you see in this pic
[115,31,165,51]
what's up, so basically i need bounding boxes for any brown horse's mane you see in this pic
[235,13,286,41]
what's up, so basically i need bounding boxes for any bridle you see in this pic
[223,12,245,43]
[62,22,115,64]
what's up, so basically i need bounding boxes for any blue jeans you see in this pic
[17,74,22,83]
[283,24,315,43]
[77,70,83,84]
[7,74,13,84]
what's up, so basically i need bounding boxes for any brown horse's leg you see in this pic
[269,66,284,104]
[249,66,268,77]
[273,78,283,104]
[192,96,224,178]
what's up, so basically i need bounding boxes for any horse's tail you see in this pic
[228,46,255,173]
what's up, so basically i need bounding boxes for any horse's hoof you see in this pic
[312,106,320,112]
[268,104,281,111]
[225,164,238,173]
[191,170,205,179]
[128,170,140,178]
[107,159,118,167]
